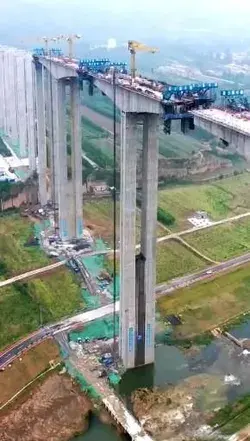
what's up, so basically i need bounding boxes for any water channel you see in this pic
[71,318,250,439]
[71,414,123,441]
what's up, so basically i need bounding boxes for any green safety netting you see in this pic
[82,288,101,310]
[14,168,28,181]
[34,219,51,244]
[81,238,120,303]
[70,315,119,341]
[64,359,101,399]
[108,372,121,386]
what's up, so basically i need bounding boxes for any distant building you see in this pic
[89,181,110,194]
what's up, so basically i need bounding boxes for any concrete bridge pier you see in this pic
[69,77,84,237]
[49,75,83,240]
[36,59,84,240]
[119,111,159,370]
[35,64,47,206]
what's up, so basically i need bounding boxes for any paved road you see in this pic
[2,249,250,369]
[156,251,250,296]
[1,211,250,289]
[0,302,120,369]
[0,249,109,288]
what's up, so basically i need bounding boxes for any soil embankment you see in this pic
[1,373,92,441]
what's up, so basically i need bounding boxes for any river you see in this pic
[71,414,123,441]
[71,318,250,439]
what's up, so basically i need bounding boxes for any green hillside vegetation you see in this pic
[186,218,250,261]
[158,173,250,231]
[0,214,83,349]
[82,84,120,120]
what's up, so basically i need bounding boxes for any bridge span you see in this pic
[1,45,250,372]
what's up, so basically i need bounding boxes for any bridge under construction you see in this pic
[1,44,250,373]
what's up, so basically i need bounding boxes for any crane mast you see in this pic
[128,40,159,80]
[59,34,81,59]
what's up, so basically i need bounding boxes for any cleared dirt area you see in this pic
[1,373,92,441]
[0,339,60,406]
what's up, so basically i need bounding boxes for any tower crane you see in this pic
[128,40,159,80]
[41,36,58,55]
[59,34,81,59]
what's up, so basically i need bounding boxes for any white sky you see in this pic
[0,0,250,43]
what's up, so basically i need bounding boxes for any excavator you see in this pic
[128,40,159,80]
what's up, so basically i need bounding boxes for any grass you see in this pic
[210,393,250,435]
[186,217,250,261]
[159,131,202,159]
[82,116,109,140]
[157,263,250,339]
[158,173,250,231]
[0,215,49,276]
[0,339,60,406]
[156,240,207,284]
[0,215,84,349]
[83,199,166,245]
[82,84,120,120]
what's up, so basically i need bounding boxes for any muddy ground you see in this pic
[132,374,229,441]
[1,373,92,441]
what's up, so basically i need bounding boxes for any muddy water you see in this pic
[120,322,250,405]
[71,320,250,440]
[71,414,123,441]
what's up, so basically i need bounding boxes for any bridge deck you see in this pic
[193,108,250,136]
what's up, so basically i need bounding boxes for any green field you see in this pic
[157,263,250,338]
[83,199,166,244]
[158,173,250,231]
[159,131,202,159]
[0,215,83,349]
[186,217,250,261]
[82,84,120,120]
[156,240,207,284]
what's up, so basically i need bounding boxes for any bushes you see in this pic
[157,207,175,226]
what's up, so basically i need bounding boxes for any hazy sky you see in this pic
[1,0,250,45]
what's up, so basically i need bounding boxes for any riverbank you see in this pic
[1,372,92,441]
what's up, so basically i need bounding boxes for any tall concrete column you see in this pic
[35,64,47,206]
[16,54,28,157]
[51,78,70,240]
[140,113,159,365]
[119,111,138,369]
[0,51,5,132]
[3,51,10,136]
[45,70,53,201]
[25,55,36,171]
[70,77,83,237]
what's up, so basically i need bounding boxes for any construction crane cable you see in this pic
[112,69,117,356]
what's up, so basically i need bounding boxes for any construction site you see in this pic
[2,25,250,441]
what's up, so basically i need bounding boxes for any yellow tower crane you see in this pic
[128,40,159,80]
[59,34,81,59]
